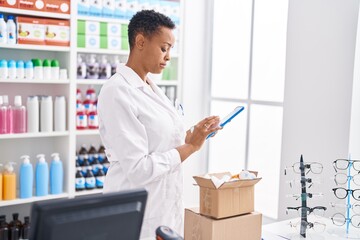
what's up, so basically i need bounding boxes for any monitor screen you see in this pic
[30,188,148,240]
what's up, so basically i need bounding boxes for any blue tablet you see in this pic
[207,106,245,139]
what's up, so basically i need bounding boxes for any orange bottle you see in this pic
[0,164,2,200]
[3,162,16,200]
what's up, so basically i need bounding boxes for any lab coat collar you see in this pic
[117,64,149,89]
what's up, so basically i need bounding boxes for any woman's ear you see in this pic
[135,34,145,50]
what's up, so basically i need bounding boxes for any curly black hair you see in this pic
[128,10,175,49]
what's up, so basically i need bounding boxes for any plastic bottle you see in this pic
[19,155,33,199]
[6,15,16,45]
[0,14,7,44]
[35,154,49,196]
[24,61,33,80]
[102,156,110,174]
[78,145,87,165]
[0,96,8,134]
[83,94,94,116]
[91,154,101,175]
[88,105,99,129]
[86,54,99,79]
[88,145,97,163]
[111,55,121,76]
[99,55,111,79]
[54,96,66,132]
[75,167,85,191]
[8,213,21,240]
[76,88,83,112]
[16,60,24,79]
[86,85,97,101]
[40,96,53,132]
[81,156,90,176]
[12,95,27,133]
[98,145,105,163]
[0,215,9,240]
[96,165,105,188]
[76,105,87,129]
[50,153,63,194]
[85,166,96,190]
[0,164,2,200]
[8,60,16,79]
[3,162,16,200]
[3,95,12,134]
[21,217,30,240]
[43,59,51,80]
[51,59,60,80]
[77,54,87,79]
[26,96,39,133]
[0,59,8,79]
[32,59,43,80]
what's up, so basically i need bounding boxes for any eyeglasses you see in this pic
[285,162,323,175]
[333,159,360,172]
[330,202,360,215]
[332,188,360,201]
[331,213,360,228]
[334,173,360,186]
[286,177,321,188]
[289,220,326,232]
[286,193,323,201]
[286,206,326,217]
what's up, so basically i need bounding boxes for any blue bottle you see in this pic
[35,154,49,196]
[19,155,33,198]
[50,153,63,194]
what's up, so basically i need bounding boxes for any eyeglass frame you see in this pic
[329,202,360,215]
[286,206,327,217]
[332,187,360,201]
[286,192,323,201]
[333,159,360,172]
[284,162,323,175]
[331,213,360,228]
[286,177,321,188]
[289,220,326,232]
[334,173,360,186]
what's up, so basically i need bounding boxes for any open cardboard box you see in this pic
[193,171,261,219]
[184,208,262,240]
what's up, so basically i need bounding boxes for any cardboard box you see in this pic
[45,0,70,14]
[107,36,121,50]
[193,172,261,219]
[0,0,18,8]
[17,16,45,45]
[184,208,262,240]
[45,19,70,46]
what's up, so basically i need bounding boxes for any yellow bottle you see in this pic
[0,164,2,200]
[3,162,16,200]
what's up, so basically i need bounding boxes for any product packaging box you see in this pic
[184,208,262,240]
[18,0,45,11]
[17,17,46,45]
[0,0,17,8]
[107,22,121,37]
[45,0,70,14]
[107,36,121,50]
[193,172,261,219]
[45,19,70,46]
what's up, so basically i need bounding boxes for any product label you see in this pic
[76,114,88,128]
[75,177,85,189]
[45,19,70,46]
[17,17,46,45]
[88,114,99,128]
[85,177,96,188]
[96,176,104,187]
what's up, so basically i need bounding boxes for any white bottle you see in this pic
[0,14,7,44]
[54,96,66,132]
[32,59,43,80]
[99,55,111,79]
[25,61,34,80]
[0,59,8,79]
[6,15,16,45]
[40,96,53,132]
[16,60,25,79]
[8,60,16,79]
[27,96,39,133]
[43,59,52,80]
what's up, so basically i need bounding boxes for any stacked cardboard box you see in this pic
[0,0,70,14]
[185,172,262,240]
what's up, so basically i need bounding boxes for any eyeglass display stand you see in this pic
[299,155,308,238]
[328,160,360,239]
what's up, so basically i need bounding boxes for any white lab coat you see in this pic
[97,65,186,238]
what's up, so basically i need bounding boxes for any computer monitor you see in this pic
[30,188,147,240]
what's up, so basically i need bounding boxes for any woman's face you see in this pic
[142,27,175,74]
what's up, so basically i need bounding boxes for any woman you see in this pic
[97,10,221,238]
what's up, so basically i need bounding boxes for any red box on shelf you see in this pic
[45,0,70,14]
[18,0,45,11]
[45,19,70,46]
[17,16,46,45]
[0,0,18,9]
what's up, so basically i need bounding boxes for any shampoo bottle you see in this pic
[35,154,49,196]
[3,162,16,200]
[19,155,33,199]
[50,153,63,194]
[0,96,8,134]
[26,96,39,133]
[0,164,2,200]
[3,95,12,134]
[40,96,53,132]
[54,96,66,132]
[12,96,27,133]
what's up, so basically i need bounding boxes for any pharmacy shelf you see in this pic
[76,129,100,136]
[74,188,103,197]
[0,43,70,52]
[0,79,70,84]
[0,193,69,207]
[0,131,69,139]
[76,48,129,55]
[77,79,108,85]
[77,15,129,24]
[0,7,71,19]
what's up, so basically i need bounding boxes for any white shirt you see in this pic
[97,65,186,238]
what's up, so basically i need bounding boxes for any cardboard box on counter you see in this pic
[193,172,261,219]
[184,208,262,240]
[0,0,18,8]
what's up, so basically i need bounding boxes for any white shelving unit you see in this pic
[0,0,183,214]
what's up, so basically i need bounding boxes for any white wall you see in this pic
[278,0,360,220]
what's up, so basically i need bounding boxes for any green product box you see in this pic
[100,35,108,49]
[121,24,128,37]
[121,36,129,50]
[77,34,85,48]
[78,20,86,35]
[100,22,107,36]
